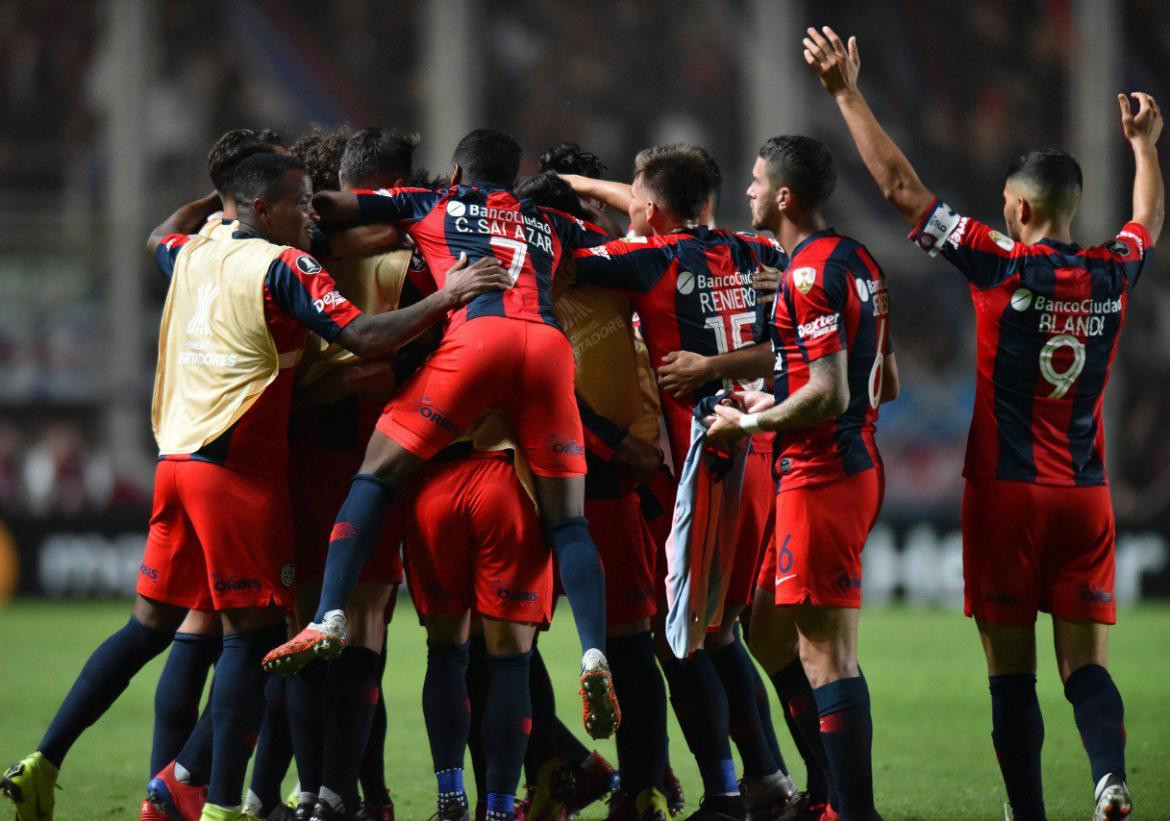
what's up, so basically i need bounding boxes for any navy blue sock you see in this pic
[206,623,284,807]
[813,675,874,818]
[248,674,294,813]
[553,720,591,768]
[424,642,471,775]
[771,660,831,804]
[315,475,394,621]
[524,645,559,781]
[544,517,607,655]
[466,636,489,796]
[436,767,468,816]
[150,631,219,775]
[287,660,327,798]
[321,647,382,812]
[608,632,667,794]
[484,650,533,797]
[175,700,214,787]
[1064,664,1126,789]
[710,635,780,777]
[359,643,390,806]
[661,650,737,796]
[749,661,786,775]
[485,791,515,821]
[39,617,172,768]
[989,673,1045,820]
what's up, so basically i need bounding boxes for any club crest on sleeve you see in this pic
[988,230,1014,252]
[792,267,816,294]
[296,255,321,275]
[1105,239,1130,256]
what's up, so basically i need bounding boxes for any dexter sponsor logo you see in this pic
[313,289,348,312]
[797,313,839,340]
[497,587,539,603]
[212,575,262,593]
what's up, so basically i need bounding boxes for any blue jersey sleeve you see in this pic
[155,234,193,280]
[909,199,1021,289]
[542,207,611,250]
[571,237,669,292]
[355,187,441,227]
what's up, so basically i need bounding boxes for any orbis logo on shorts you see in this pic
[547,435,584,456]
[212,575,262,593]
[497,587,539,604]
[418,397,458,432]
[833,571,862,591]
[139,563,159,581]
[1081,585,1114,604]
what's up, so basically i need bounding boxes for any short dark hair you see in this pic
[208,129,281,195]
[694,145,722,205]
[1004,148,1083,217]
[758,135,836,211]
[633,144,713,222]
[254,128,285,147]
[290,125,351,193]
[539,143,607,178]
[340,127,421,189]
[516,172,590,220]
[232,153,307,207]
[451,128,522,188]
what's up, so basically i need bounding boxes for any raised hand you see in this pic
[803,26,860,98]
[1119,92,1163,148]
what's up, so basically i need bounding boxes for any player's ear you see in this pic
[775,186,792,214]
[1017,196,1033,226]
[449,164,462,186]
[250,196,268,222]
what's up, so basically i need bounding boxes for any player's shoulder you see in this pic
[729,229,786,253]
[1091,222,1152,261]
[275,246,327,278]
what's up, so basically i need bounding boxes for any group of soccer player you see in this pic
[2,25,1163,821]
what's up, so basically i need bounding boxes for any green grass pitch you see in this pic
[0,600,1167,820]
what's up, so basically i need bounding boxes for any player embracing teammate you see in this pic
[804,23,1162,821]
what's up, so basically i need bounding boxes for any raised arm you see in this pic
[803,26,935,226]
[146,191,221,254]
[312,190,361,224]
[560,174,634,215]
[1119,92,1165,244]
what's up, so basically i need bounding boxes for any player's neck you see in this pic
[777,213,828,254]
[1019,220,1073,246]
[235,216,271,242]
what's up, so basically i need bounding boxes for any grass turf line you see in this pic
[0,600,1166,819]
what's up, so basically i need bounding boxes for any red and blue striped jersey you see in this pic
[355,184,608,332]
[770,230,891,489]
[570,226,787,461]
[910,199,1151,486]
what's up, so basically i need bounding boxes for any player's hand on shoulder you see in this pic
[657,350,715,399]
[752,266,780,304]
[803,26,860,98]
[612,434,663,480]
[442,251,513,305]
[1119,92,1163,147]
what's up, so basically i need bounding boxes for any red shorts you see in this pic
[722,438,775,614]
[962,479,1116,626]
[404,451,553,624]
[138,460,295,611]
[377,317,586,477]
[289,402,404,587]
[586,494,658,626]
[757,467,883,608]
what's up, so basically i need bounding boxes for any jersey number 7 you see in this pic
[489,237,528,283]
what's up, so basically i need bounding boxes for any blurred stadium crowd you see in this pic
[0,0,1167,522]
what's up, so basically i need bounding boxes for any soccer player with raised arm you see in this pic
[706,131,898,821]
[263,128,625,743]
[0,153,508,821]
[803,24,1163,821]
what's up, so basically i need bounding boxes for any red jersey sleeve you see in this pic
[265,249,362,341]
[1102,221,1153,286]
[908,198,1021,289]
[786,261,848,362]
[571,237,668,292]
[155,233,193,279]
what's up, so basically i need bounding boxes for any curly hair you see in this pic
[290,125,352,193]
[539,142,607,178]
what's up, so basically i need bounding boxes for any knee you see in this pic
[346,585,392,651]
[798,642,858,689]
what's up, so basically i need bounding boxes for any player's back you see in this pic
[911,202,1151,486]
[356,184,605,332]
[770,230,890,488]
